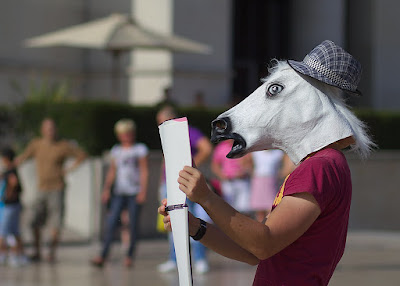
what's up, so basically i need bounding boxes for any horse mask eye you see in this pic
[267,84,284,97]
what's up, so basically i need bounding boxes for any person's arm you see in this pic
[101,159,116,203]
[158,199,259,265]
[177,166,321,260]
[193,137,212,167]
[64,144,87,174]
[14,140,36,166]
[136,155,149,204]
[4,173,19,201]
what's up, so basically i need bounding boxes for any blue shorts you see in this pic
[0,203,21,237]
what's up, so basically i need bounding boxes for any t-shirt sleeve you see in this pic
[136,143,149,158]
[110,145,119,160]
[283,158,336,212]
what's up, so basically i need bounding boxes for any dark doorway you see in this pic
[231,0,291,102]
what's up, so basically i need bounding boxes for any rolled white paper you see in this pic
[159,117,193,286]
[159,118,192,205]
[169,208,191,285]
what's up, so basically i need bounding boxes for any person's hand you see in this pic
[178,166,212,205]
[136,191,147,204]
[158,199,172,232]
[101,188,111,204]
[158,198,199,234]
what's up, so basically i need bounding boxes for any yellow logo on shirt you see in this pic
[272,174,290,207]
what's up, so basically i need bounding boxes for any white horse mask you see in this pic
[211,61,373,165]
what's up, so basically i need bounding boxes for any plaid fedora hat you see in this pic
[287,40,362,96]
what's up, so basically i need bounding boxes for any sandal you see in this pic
[90,257,105,268]
[124,257,133,268]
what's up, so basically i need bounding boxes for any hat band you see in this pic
[303,55,357,91]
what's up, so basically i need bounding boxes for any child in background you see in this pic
[91,119,149,268]
[0,147,28,266]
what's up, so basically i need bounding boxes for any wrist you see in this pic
[199,190,215,210]
[189,216,200,237]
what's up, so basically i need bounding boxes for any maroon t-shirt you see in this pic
[253,148,352,286]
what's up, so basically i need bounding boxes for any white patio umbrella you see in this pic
[24,13,211,100]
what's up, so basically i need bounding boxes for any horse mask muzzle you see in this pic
[211,117,247,158]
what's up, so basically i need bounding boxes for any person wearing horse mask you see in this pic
[159,40,374,285]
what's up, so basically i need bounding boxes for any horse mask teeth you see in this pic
[226,133,247,158]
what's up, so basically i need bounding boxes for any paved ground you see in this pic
[1,231,400,286]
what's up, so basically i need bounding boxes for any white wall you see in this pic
[18,159,103,239]
[129,0,173,105]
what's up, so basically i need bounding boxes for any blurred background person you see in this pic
[155,86,177,109]
[211,139,252,214]
[193,90,206,108]
[0,147,28,266]
[15,118,87,263]
[156,105,212,274]
[250,150,284,222]
[91,119,148,268]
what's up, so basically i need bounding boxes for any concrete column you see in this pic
[129,0,173,105]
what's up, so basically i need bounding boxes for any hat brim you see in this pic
[287,60,362,96]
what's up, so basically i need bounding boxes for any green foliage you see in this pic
[15,102,159,155]
[0,105,15,139]
[10,79,72,103]
[3,101,400,155]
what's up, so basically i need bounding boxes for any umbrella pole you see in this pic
[111,50,121,101]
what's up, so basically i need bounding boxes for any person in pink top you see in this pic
[212,140,252,213]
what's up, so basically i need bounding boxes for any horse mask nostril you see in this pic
[212,117,230,133]
[215,121,226,132]
[211,117,232,143]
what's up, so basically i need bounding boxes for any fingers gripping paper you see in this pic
[159,117,193,286]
